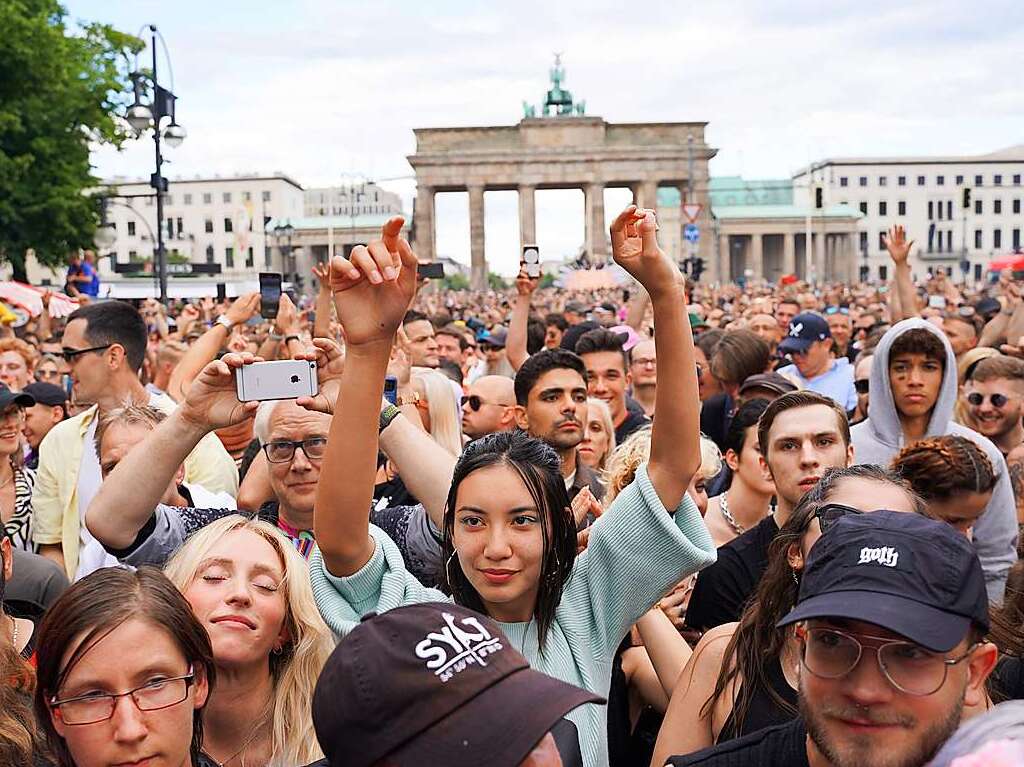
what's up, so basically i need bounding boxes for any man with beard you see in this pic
[669,512,997,767]
[514,349,604,502]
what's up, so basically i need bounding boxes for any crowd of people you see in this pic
[4,210,1024,766]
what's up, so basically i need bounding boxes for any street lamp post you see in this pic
[273,222,295,282]
[124,25,185,304]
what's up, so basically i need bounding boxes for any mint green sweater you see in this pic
[309,463,716,767]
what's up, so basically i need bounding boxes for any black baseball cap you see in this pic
[778,312,831,355]
[0,384,34,410]
[778,511,989,652]
[23,382,67,406]
[312,602,603,767]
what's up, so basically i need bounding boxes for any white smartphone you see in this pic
[235,360,318,402]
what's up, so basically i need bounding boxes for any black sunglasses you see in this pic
[854,379,870,395]
[465,395,507,412]
[61,344,112,363]
[967,392,1009,408]
[814,503,864,534]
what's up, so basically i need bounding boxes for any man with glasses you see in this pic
[461,375,516,441]
[31,301,237,580]
[962,355,1024,459]
[628,338,657,417]
[669,511,997,767]
[852,354,873,424]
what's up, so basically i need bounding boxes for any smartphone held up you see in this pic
[522,244,541,278]
[235,359,318,402]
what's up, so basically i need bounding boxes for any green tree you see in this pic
[443,272,469,291]
[0,0,141,282]
[487,272,508,290]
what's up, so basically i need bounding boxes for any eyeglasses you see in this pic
[465,395,508,412]
[825,306,850,316]
[61,344,112,364]
[479,343,501,352]
[262,437,328,463]
[632,357,657,367]
[854,379,870,395]
[796,626,977,696]
[51,668,195,725]
[35,369,62,382]
[966,392,1009,408]
[814,503,864,534]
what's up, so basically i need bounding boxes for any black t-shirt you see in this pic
[616,399,651,445]
[992,655,1024,702]
[699,393,733,453]
[685,514,779,633]
[667,718,809,767]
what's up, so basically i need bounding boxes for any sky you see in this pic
[69,0,1024,275]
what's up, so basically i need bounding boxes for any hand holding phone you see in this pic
[259,272,282,320]
[235,359,319,402]
[522,245,541,279]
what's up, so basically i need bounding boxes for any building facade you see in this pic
[793,145,1024,282]
[304,182,403,218]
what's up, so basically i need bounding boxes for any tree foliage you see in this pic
[0,0,141,281]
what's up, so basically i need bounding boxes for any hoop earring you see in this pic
[445,549,459,585]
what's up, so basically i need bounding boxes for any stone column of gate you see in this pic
[468,184,486,291]
[635,180,659,210]
[584,183,606,261]
[751,234,765,282]
[718,234,730,283]
[413,184,435,262]
[783,231,797,277]
[518,185,536,249]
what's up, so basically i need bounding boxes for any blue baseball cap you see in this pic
[778,312,831,355]
[778,511,988,652]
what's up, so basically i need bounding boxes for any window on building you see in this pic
[127,221,136,236]
[203,193,212,204]
[994,229,1002,249]
[224,218,233,233]
[1014,199,1021,214]
[879,264,888,280]
[928,201,934,220]
[937,175,945,186]
[264,246,272,269]
[262,191,272,202]
[879,231,887,251]
[898,200,907,216]
[129,250,138,260]
[242,192,251,202]
[840,177,848,187]
[994,199,1002,214]
[879,201,887,216]
[898,176,906,186]
[204,219,213,233]
[225,247,234,268]
[946,200,952,220]
[223,192,232,204]
[166,219,174,238]
[183,194,192,205]
[205,245,214,263]
[859,201,868,215]
[994,175,1003,186]
[975,199,983,215]
[1014,174,1021,186]
[915,176,925,186]
[975,229,983,249]
[879,176,888,186]
[975,174,983,186]
[859,231,868,253]
[246,247,254,268]
[859,176,868,187]
[1014,229,1021,251]
[956,175,964,185]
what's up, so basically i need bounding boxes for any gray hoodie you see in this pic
[851,318,1017,601]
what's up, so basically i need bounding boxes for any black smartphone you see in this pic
[259,272,282,320]
[417,262,445,280]
[384,375,398,405]
[216,283,227,302]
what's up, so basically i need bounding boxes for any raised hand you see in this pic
[179,352,261,431]
[312,262,331,294]
[274,292,300,335]
[609,205,683,299]
[515,267,539,297]
[294,337,344,415]
[328,216,418,348]
[883,225,914,265]
[225,292,260,326]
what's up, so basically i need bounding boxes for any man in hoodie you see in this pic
[851,318,1017,600]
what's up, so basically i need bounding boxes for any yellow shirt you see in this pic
[31,395,239,578]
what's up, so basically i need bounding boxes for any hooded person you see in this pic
[851,317,1017,600]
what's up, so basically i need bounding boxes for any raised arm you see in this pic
[86,353,260,548]
[883,225,917,322]
[167,293,259,402]
[610,206,699,509]
[311,262,334,341]
[314,217,419,577]
[625,286,650,331]
[506,268,538,372]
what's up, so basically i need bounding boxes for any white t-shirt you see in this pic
[74,417,120,580]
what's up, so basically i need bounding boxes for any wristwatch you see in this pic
[398,391,421,407]
[215,314,234,331]
[285,334,301,346]
[379,404,402,433]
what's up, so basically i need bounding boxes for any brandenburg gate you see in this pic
[408,58,716,289]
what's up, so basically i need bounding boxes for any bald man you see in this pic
[461,375,516,440]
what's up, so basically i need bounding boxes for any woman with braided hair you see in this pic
[892,435,998,536]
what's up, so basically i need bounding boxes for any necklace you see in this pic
[8,616,18,650]
[209,698,272,767]
[719,492,745,535]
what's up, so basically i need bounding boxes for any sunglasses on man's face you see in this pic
[464,395,507,412]
[966,392,1010,408]
[854,379,870,395]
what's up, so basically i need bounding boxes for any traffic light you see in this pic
[691,257,705,282]
[815,187,823,209]
[962,187,972,209]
